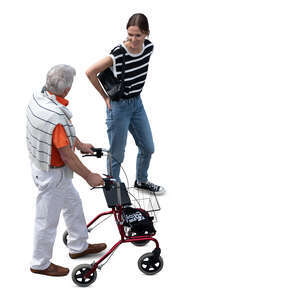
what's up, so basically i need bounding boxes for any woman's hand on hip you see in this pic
[105,96,111,110]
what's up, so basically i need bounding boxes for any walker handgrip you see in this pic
[91,148,104,158]
[90,177,114,191]
[83,148,104,158]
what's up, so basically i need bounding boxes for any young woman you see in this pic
[86,13,165,194]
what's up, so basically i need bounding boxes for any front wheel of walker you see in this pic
[138,252,164,275]
[72,264,97,287]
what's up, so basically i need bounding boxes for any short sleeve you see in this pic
[52,124,69,149]
[109,46,122,77]
[109,53,116,65]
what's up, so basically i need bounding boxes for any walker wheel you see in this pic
[138,252,163,275]
[72,264,97,287]
[62,230,68,246]
[128,229,150,247]
[63,229,90,247]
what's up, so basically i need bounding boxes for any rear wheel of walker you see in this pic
[138,252,163,275]
[128,229,150,247]
[72,264,97,287]
[62,230,68,246]
[63,229,90,247]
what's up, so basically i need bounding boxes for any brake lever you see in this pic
[90,186,103,190]
[82,154,96,158]
[82,148,104,158]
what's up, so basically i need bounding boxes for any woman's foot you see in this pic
[134,180,166,195]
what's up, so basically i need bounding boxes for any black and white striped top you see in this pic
[109,39,154,99]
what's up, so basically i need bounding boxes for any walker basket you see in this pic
[127,187,161,223]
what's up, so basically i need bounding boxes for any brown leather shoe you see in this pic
[30,263,69,277]
[69,243,107,259]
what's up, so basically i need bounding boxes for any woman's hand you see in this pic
[104,96,111,110]
[86,56,113,102]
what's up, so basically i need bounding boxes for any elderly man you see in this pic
[26,64,106,277]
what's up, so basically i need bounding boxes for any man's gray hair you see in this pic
[46,64,76,96]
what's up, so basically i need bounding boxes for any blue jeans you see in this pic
[106,95,154,182]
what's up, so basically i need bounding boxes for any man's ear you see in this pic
[63,87,71,97]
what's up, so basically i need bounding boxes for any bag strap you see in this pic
[110,45,126,96]
[119,47,126,96]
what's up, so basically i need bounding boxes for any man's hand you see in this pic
[79,143,94,154]
[75,138,94,154]
[85,173,105,187]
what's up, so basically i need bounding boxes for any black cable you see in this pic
[99,245,119,268]
[88,215,112,232]
[127,189,141,208]
[84,150,130,188]
[109,154,130,188]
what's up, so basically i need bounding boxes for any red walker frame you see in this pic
[83,204,160,278]
[71,148,162,282]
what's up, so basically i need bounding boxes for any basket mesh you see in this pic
[127,187,161,222]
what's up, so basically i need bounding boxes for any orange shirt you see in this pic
[50,95,72,167]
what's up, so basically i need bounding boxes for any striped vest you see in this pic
[26,91,76,176]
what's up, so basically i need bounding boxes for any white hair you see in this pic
[46,64,76,96]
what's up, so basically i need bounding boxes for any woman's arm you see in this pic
[86,56,113,108]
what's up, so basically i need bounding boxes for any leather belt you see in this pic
[49,165,64,169]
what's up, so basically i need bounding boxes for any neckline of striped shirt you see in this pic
[120,41,145,57]
[114,42,153,60]
[115,51,152,66]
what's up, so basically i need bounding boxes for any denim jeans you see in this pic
[106,95,154,182]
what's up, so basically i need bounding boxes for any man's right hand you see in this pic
[86,173,105,187]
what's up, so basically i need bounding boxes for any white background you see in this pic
[0,0,300,299]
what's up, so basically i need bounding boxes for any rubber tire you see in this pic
[138,252,163,275]
[72,264,97,287]
[62,230,68,246]
[127,229,150,247]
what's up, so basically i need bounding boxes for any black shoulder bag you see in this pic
[97,47,126,101]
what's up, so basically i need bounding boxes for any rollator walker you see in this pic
[62,148,163,287]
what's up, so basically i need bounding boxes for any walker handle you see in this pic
[91,148,104,158]
[90,177,116,191]
[83,147,107,158]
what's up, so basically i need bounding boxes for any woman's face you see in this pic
[126,26,147,50]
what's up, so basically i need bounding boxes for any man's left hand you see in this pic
[78,143,94,154]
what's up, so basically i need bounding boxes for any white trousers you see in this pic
[30,163,88,270]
